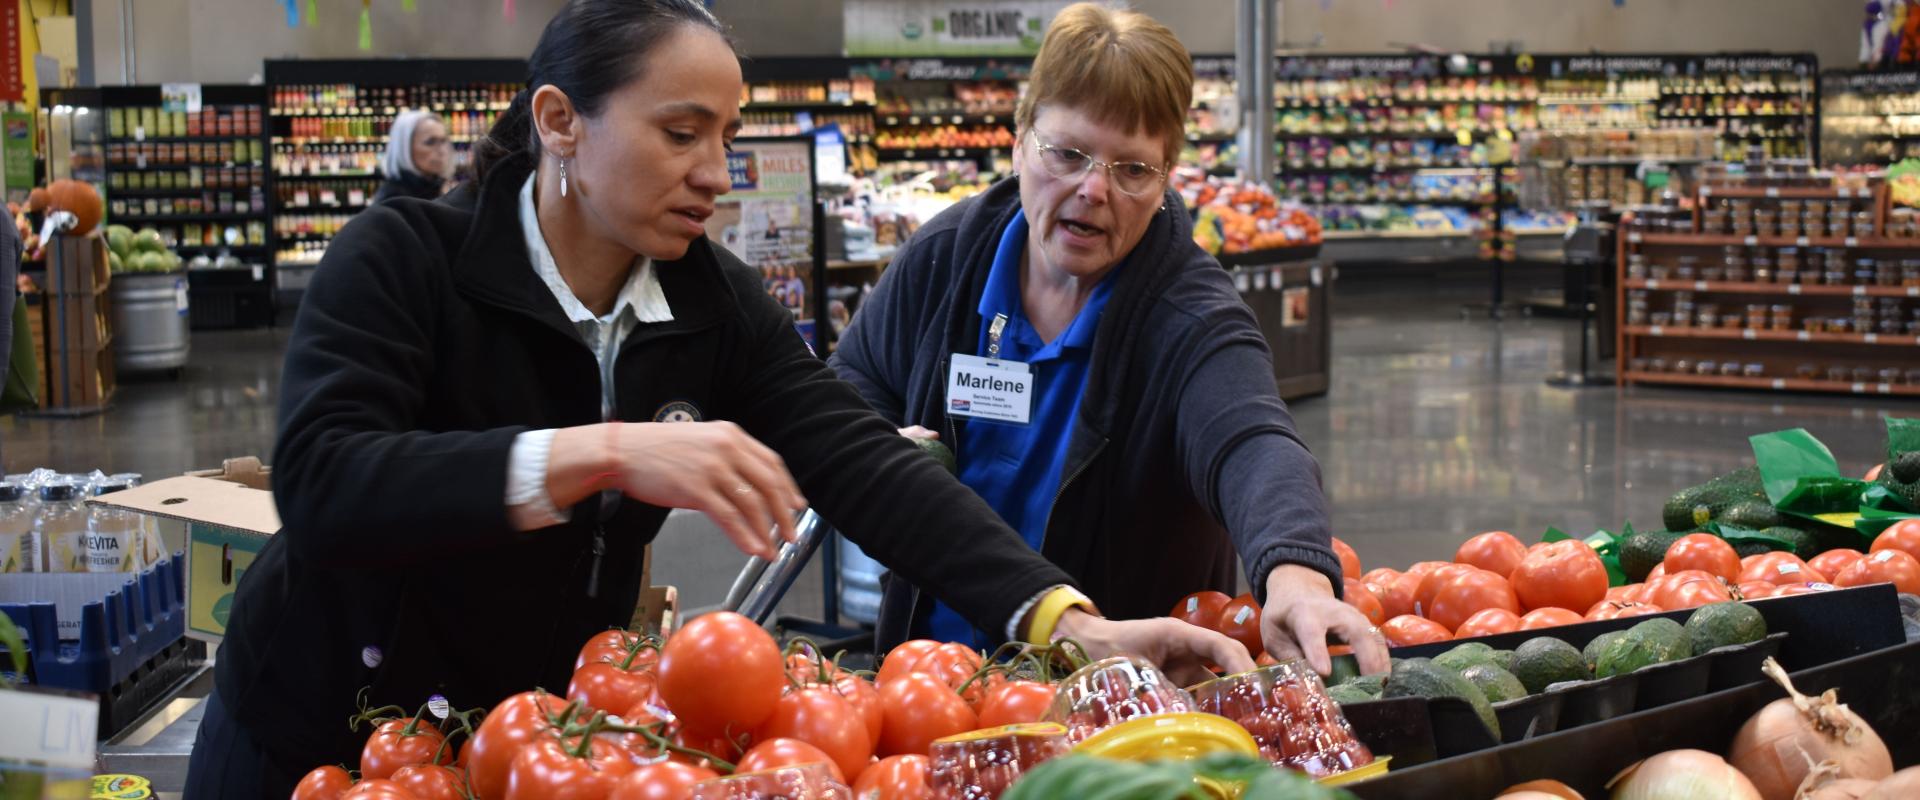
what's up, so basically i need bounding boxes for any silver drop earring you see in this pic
[559,157,570,198]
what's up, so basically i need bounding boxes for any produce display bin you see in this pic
[1221,250,1332,400]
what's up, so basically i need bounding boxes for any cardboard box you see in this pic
[88,457,278,645]
[89,456,681,642]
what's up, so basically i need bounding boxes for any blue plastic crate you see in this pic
[0,553,187,694]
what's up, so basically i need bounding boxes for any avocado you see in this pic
[1583,630,1627,673]
[1722,499,1786,531]
[1460,664,1528,704]
[1383,657,1499,739]
[1685,601,1767,654]
[1621,529,1688,583]
[1510,637,1591,694]
[1490,649,1515,673]
[1662,485,1713,532]
[1758,527,1817,559]
[1337,674,1386,696]
[1327,684,1377,705]
[1597,618,1693,678]
[1880,451,1920,510]
[1432,642,1499,675]
[912,437,957,475]
[1662,467,1770,530]
[1328,654,1363,687]
[1732,540,1776,559]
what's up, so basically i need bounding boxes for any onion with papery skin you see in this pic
[1608,749,1761,800]
[1796,760,1877,800]
[1499,779,1586,799]
[1730,659,1891,800]
[1861,767,1920,800]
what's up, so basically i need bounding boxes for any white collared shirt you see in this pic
[504,175,674,530]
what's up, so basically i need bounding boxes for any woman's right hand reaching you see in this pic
[548,422,808,559]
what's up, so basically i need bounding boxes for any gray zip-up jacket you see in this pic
[829,176,1343,648]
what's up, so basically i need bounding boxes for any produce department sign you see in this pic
[844,0,1066,57]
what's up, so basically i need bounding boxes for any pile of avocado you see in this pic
[1322,603,1768,739]
[1879,450,1920,512]
[1627,466,1866,580]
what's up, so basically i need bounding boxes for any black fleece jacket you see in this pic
[828,177,1342,647]
[213,152,1073,767]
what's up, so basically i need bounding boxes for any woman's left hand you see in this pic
[1053,610,1255,686]
[1260,564,1392,678]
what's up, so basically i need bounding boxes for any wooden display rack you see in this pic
[1615,180,1920,397]
[32,233,116,415]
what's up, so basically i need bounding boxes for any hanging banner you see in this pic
[2,112,34,201]
[843,0,1067,57]
[0,1,21,102]
[705,138,819,344]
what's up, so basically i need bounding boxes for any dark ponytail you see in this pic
[472,0,735,181]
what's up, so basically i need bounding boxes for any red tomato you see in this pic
[1368,577,1416,621]
[1425,569,1520,632]
[1650,570,1735,610]
[667,726,746,771]
[1738,552,1826,587]
[1770,582,1839,598]
[1835,548,1920,594]
[575,629,657,672]
[1342,578,1387,626]
[876,642,985,707]
[756,686,873,782]
[291,766,354,800]
[1170,590,1232,630]
[1646,563,1668,582]
[1603,585,1639,603]
[1380,614,1452,647]
[975,679,1056,729]
[1622,583,1655,604]
[1866,463,1885,481]
[1455,531,1527,578]
[1517,607,1585,631]
[609,762,720,800]
[786,650,846,686]
[340,781,418,800]
[737,738,846,784]
[1871,519,1920,562]
[854,754,933,800]
[1451,608,1522,639]
[505,734,636,800]
[567,662,660,716]
[468,691,568,800]
[1332,537,1362,579]
[1809,550,1867,582]
[1586,601,1665,621]
[876,674,977,757]
[1389,562,1446,612]
[360,718,451,782]
[1737,581,1779,600]
[875,641,942,686]
[657,611,785,736]
[1412,564,1477,619]
[832,673,885,750]
[390,765,465,800]
[1360,567,1402,588]
[1510,540,1610,614]
[1664,534,1742,582]
[1214,593,1263,656]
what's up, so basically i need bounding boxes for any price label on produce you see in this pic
[1649,326,1664,336]
[1646,280,1660,289]
[1880,384,1894,394]
[1797,331,1811,341]
[1743,329,1756,340]
[1788,284,1802,295]
[1745,236,1760,246]
[1854,383,1868,393]
[1865,333,1879,344]
[1766,188,1780,198]
[1796,237,1810,247]
[1772,379,1786,389]
[1694,281,1708,291]
[1854,286,1867,296]
[1847,237,1860,248]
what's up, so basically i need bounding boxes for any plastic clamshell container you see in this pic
[1045,656,1197,744]
[928,723,1069,800]
[688,762,851,800]
[1069,712,1260,762]
[1187,660,1375,778]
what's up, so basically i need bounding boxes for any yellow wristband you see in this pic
[1024,586,1098,645]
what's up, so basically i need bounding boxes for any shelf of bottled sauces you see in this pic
[272,143,381,178]
[279,109,500,143]
[271,82,519,114]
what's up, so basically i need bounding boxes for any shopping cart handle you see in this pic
[725,509,831,624]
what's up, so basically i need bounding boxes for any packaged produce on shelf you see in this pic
[874,125,1016,152]
[1278,169,1492,206]
[1313,204,1479,234]
[1173,168,1321,254]
[875,81,1016,118]
[1281,136,1485,170]
[1277,102,1536,137]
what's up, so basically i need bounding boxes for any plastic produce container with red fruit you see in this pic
[927,722,1071,800]
[1043,656,1199,744]
[688,762,852,800]
[1188,660,1376,779]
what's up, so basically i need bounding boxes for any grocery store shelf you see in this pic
[111,212,264,225]
[1627,233,1920,249]
[1295,197,1494,208]
[272,103,504,117]
[1623,371,1920,396]
[1186,132,1237,143]
[274,135,483,146]
[277,233,335,244]
[1279,96,1533,109]
[1216,243,1322,266]
[109,135,263,145]
[1276,163,1492,175]
[1275,129,1497,140]
[110,188,254,199]
[876,112,1009,126]
[274,171,380,179]
[1323,229,1473,240]
[1656,111,1810,119]
[1697,185,1871,200]
[741,101,874,111]
[874,146,1010,160]
[175,244,270,254]
[1538,95,1659,105]
[1526,156,1713,167]
[279,205,371,214]
[1624,278,1920,298]
[1623,325,1920,347]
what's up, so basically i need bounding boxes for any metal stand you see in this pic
[1546,221,1617,388]
[1462,165,1523,320]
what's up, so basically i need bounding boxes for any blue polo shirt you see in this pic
[927,209,1116,647]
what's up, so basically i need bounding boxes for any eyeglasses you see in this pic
[1028,130,1168,197]
[421,136,450,148]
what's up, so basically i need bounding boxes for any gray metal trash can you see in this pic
[111,270,191,373]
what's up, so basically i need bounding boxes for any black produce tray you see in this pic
[1491,692,1561,744]
[1347,636,1920,799]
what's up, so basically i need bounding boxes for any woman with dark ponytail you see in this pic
[184,2,1251,795]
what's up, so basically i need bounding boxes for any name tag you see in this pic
[947,353,1033,425]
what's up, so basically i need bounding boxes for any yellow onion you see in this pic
[1796,760,1878,800]
[1861,766,1920,800]
[1608,749,1761,800]
[1730,659,1891,800]
[1498,779,1586,799]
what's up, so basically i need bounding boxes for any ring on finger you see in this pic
[1368,626,1384,639]
[734,484,754,495]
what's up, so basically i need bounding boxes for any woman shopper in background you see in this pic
[372,108,453,204]
[829,3,1388,678]
[181,1,1251,796]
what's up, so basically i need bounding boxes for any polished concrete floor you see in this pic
[5,283,1917,622]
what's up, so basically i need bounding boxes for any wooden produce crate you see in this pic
[36,234,116,414]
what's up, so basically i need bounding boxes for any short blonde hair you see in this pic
[1015,3,1193,164]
